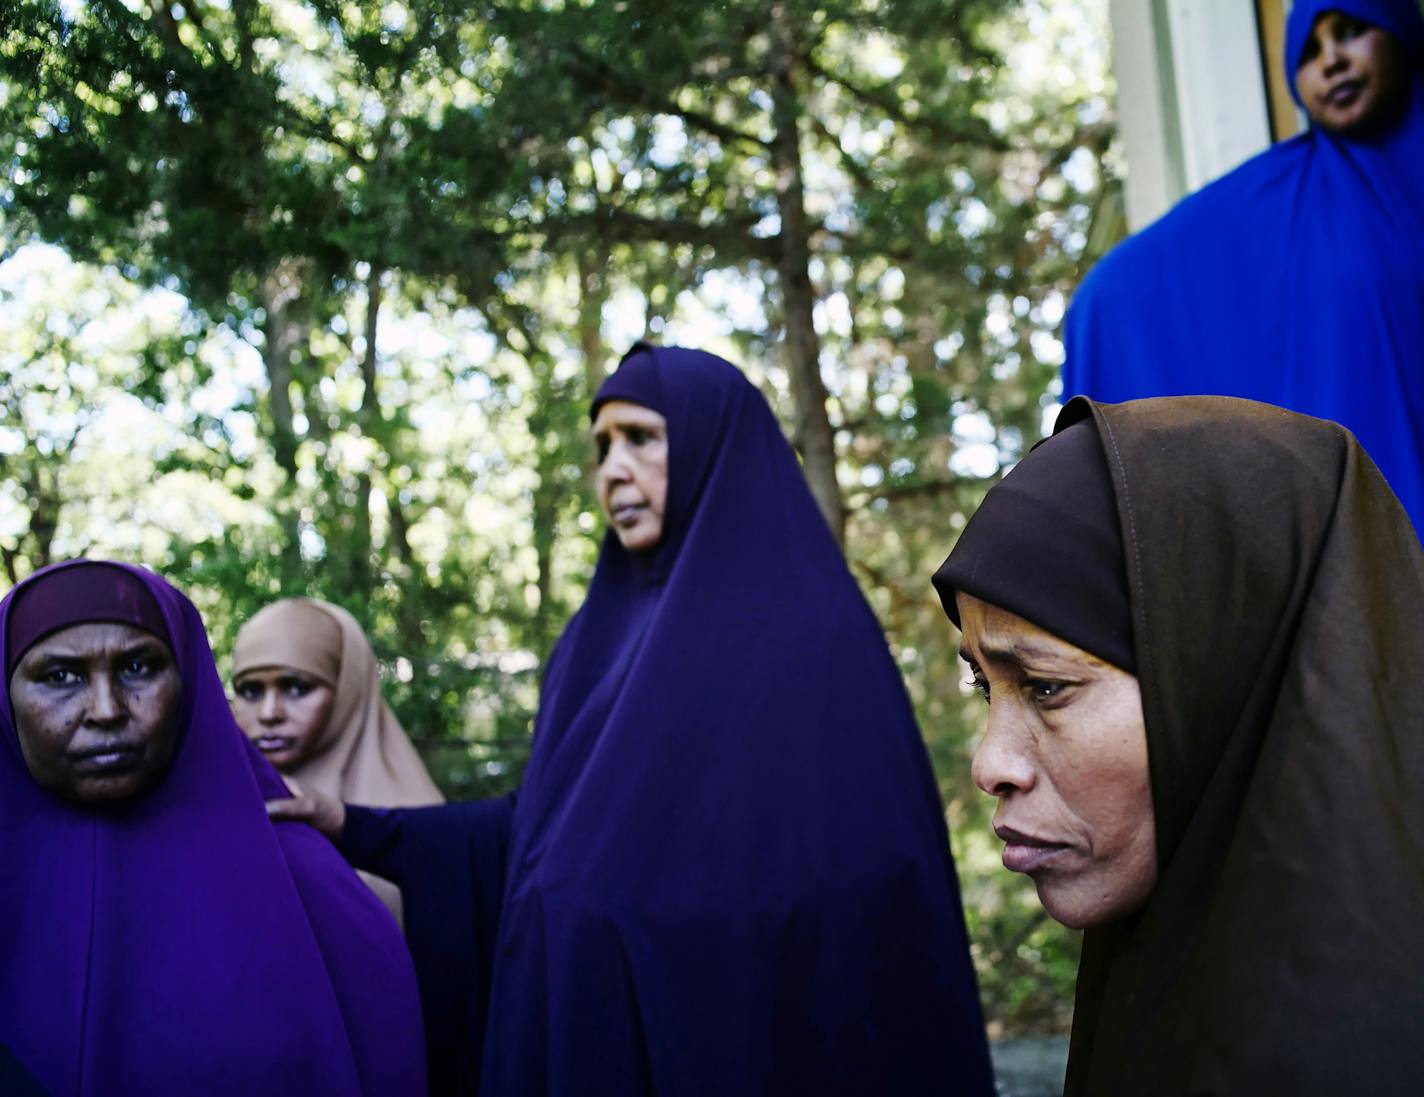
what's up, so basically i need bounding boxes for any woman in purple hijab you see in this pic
[0,560,427,1096]
[280,345,994,1096]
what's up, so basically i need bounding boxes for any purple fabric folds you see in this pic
[480,347,993,1095]
[0,561,426,1097]
[5,563,168,679]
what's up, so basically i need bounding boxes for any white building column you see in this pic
[1109,0,1277,230]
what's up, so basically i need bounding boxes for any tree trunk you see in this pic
[769,3,845,545]
[347,264,386,613]
[577,248,611,397]
[258,261,304,481]
[257,260,308,585]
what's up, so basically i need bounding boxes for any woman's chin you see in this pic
[615,523,663,553]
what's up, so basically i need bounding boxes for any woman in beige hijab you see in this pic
[232,598,443,919]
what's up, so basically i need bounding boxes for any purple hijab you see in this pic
[479,346,993,1094]
[0,561,426,1097]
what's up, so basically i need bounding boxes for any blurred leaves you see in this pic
[0,0,1118,1031]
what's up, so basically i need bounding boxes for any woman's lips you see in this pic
[994,824,1072,874]
[70,743,142,773]
[1326,79,1364,107]
[612,502,647,526]
[256,735,294,754]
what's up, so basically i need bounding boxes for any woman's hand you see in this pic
[266,778,346,842]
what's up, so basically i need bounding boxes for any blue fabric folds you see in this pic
[480,346,992,1095]
[1063,0,1424,534]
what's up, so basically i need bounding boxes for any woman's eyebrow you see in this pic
[29,650,85,665]
[968,637,1076,665]
[119,641,168,659]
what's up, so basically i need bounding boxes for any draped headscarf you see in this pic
[233,598,444,921]
[1062,0,1424,535]
[933,418,1134,672]
[477,345,994,1095]
[232,598,443,808]
[0,561,426,1097]
[947,397,1424,1094]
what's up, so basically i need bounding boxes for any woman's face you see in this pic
[592,400,669,553]
[958,593,1157,930]
[231,667,335,770]
[9,622,183,804]
[1295,11,1409,134]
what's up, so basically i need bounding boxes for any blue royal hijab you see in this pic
[1063,0,1424,536]
[478,345,994,1096]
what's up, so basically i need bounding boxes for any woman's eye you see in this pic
[44,668,78,686]
[594,438,610,463]
[966,675,990,703]
[1026,679,1065,702]
[627,428,648,446]
[281,678,314,698]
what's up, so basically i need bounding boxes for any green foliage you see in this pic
[1,0,1119,1033]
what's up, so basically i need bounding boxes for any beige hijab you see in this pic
[233,598,443,919]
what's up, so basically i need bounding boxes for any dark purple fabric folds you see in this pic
[0,561,426,1097]
[5,562,169,679]
[480,346,993,1095]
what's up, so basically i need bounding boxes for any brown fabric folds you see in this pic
[932,418,1135,673]
[233,598,443,919]
[1054,396,1424,1095]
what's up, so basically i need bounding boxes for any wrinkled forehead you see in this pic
[17,620,171,657]
[591,399,667,434]
[3,562,175,683]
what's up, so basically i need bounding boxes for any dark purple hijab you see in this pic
[0,561,426,1097]
[478,346,993,1094]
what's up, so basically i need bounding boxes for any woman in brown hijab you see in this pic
[232,598,443,918]
[934,395,1424,1095]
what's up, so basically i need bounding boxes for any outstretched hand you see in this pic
[266,778,346,842]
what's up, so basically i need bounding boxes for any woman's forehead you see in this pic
[21,621,171,660]
[592,400,667,432]
[958,595,1106,667]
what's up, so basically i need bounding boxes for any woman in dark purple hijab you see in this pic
[291,345,993,1095]
[0,560,426,1097]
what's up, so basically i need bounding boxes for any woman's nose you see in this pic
[970,710,1036,799]
[85,673,127,727]
[258,690,283,724]
[602,441,633,481]
[1321,37,1346,72]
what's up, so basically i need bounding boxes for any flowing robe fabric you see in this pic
[1062,0,1424,534]
[0,562,426,1097]
[345,346,993,1096]
[1045,398,1424,1094]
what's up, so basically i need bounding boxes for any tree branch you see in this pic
[805,55,1011,152]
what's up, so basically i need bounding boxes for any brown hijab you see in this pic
[233,599,443,917]
[1017,396,1424,1093]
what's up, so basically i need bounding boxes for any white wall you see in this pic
[1110,0,1275,230]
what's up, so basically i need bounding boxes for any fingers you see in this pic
[265,796,315,822]
[264,783,345,840]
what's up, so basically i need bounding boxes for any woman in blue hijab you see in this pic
[274,345,993,1096]
[1062,0,1424,533]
